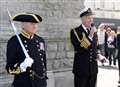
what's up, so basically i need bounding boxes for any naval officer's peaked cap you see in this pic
[12,13,42,23]
[80,8,94,17]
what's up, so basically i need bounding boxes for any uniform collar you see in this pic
[21,31,34,39]
[81,24,88,33]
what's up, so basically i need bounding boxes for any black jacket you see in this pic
[70,25,98,76]
[6,33,47,87]
[117,34,120,58]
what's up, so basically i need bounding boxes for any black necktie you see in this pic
[87,28,90,35]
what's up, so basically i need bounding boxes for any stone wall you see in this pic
[0,0,84,39]
[0,0,85,86]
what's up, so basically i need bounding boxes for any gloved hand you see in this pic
[20,57,34,72]
[97,54,106,62]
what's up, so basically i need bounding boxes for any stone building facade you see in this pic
[85,0,120,19]
[0,0,85,87]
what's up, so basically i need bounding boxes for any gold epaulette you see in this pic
[73,29,91,49]
[8,63,21,75]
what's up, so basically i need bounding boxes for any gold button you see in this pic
[38,49,40,52]
[30,74,32,77]
[41,58,43,61]
[29,70,32,73]
[90,60,92,62]
[90,56,92,59]
[43,68,46,71]
[24,40,27,43]
[25,45,28,48]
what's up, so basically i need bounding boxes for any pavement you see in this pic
[97,61,119,87]
[52,61,119,87]
[0,61,119,87]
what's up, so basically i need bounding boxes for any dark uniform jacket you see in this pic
[70,25,98,76]
[6,32,47,87]
[104,32,108,57]
[117,34,120,58]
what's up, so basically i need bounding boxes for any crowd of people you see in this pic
[97,23,120,86]
[97,23,120,67]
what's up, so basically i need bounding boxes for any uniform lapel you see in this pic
[80,25,92,43]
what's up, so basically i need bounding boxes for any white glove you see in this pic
[20,57,34,72]
[97,54,106,61]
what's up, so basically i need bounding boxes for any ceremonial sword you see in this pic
[7,9,35,87]
[7,9,30,58]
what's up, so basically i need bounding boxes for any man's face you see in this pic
[81,15,93,28]
[22,22,38,34]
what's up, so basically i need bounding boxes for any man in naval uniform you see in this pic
[70,8,100,87]
[6,13,48,87]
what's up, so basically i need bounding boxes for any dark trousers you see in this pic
[118,58,120,78]
[74,74,97,87]
[12,76,47,87]
[107,48,116,65]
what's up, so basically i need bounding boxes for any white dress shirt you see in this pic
[82,24,93,40]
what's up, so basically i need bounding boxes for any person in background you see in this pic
[105,27,112,59]
[107,29,117,66]
[106,27,112,36]
[117,27,120,85]
[97,23,108,66]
